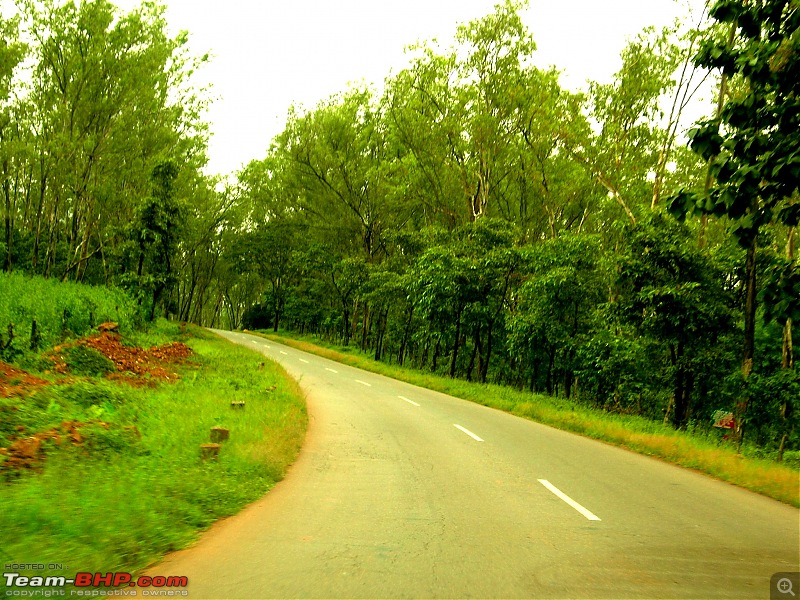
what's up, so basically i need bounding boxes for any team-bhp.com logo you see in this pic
[4,572,188,596]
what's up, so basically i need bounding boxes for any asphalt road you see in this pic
[148,330,800,599]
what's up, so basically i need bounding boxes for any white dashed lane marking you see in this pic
[399,396,420,407]
[454,424,483,442]
[538,479,601,521]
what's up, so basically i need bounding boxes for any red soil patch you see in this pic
[0,325,190,473]
[0,361,49,398]
[51,329,193,383]
[0,420,109,472]
[1,327,193,396]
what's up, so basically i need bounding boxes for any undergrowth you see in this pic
[0,320,307,589]
[0,271,140,355]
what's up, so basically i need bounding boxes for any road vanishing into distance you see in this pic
[149,330,799,599]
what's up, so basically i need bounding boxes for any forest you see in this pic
[0,0,798,455]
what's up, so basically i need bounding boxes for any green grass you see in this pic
[0,271,141,354]
[259,330,800,508]
[0,321,307,589]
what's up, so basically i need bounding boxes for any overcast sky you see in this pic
[83,0,707,176]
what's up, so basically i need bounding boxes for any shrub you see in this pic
[62,346,115,377]
[81,423,141,456]
[57,381,127,409]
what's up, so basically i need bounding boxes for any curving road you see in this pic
[148,330,799,599]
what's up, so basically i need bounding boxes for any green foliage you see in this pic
[0,271,140,352]
[614,214,737,427]
[576,24,687,220]
[242,300,274,331]
[80,423,141,457]
[1,0,211,296]
[227,1,797,457]
[119,161,184,321]
[509,233,605,395]
[740,368,800,445]
[783,450,800,469]
[669,1,799,240]
[61,346,115,377]
[615,214,734,343]
[667,0,799,444]
[574,329,665,416]
[56,380,127,410]
[761,256,800,326]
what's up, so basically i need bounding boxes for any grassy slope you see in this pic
[260,331,800,508]
[0,271,139,351]
[0,322,307,587]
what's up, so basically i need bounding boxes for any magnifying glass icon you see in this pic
[778,578,796,596]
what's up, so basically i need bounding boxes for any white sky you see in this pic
[13,0,709,177]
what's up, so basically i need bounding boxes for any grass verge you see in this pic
[259,330,799,508]
[0,321,307,589]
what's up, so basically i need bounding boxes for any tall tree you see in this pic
[615,214,734,428]
[670,0,800,442]
[0,13,27,272]
[132,161,182,320]
[18,0,208,281]
[564,26,686,225]
[275,88,402,260]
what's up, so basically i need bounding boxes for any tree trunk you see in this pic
[351,299,360,345]
[564,367,573,400]
[742,237,757,371]
[476,328,485,383]
[44,193,61,278]
[374,309,388,362]
[273,305,281,332]
[31,172,47,271]
[736,234,758,449]
[2,159,13,272]
[398,306,414,366]
[699,22,735,248]
[670,342,691,429]
[431,338,440,372]
[342,307,350,345]
[466,328,479,382]
[449,307,463,379]
[74,195,95,282]
[361,303,370,351]
[181,277,197,322]
[480,324,493,384]
[778,227,795,462]
[419,338,429,371]
[673,366,688,429]
[273,279,283,332]
[782,228,795,370]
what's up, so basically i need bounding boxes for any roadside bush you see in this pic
[81,423,142,456]
[58,380,128,409]
[782,450,800,469]
[62,346,115,377]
